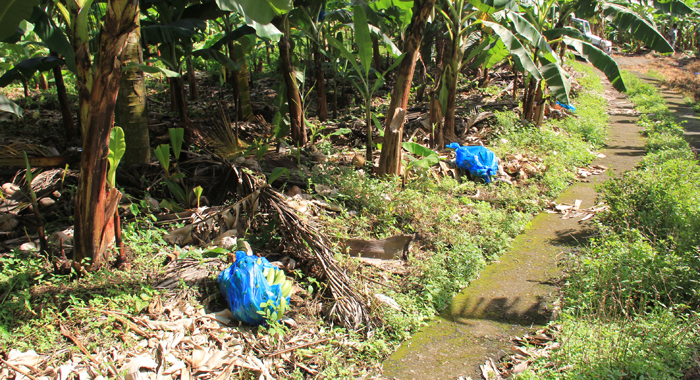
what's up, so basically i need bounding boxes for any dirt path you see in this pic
[382,68,646,379]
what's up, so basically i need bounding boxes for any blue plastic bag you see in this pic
[446,143,499,183]
[555,101,576,112]
[218,251,290,326]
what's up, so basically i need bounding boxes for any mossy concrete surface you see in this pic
[382,70,645,380]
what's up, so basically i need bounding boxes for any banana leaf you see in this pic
[141,20,201,45]
[563,36,626,93]
[507,12,557,63]
[481,20,542,80]
[543,26,587,41]
[210,25,256,51]
[191,48,242,71]
[0,56,63,87]
[215,0,292,25]
[352,5,373,77]
[538,59,570,104]
[0,0,40,41]
[653,0,698,17]
[28,7,76,73]
[0,93,22,117]
[602,2,673,53]
[469,0,517,14]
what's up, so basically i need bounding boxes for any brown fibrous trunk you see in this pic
[378,0,436,176]
[278,34,306,145]
[314,43,328,122]
[73,0,139,271]
[52,52,77,140]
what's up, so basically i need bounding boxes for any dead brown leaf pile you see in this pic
[0,296,349,380]
[480,324,562,379]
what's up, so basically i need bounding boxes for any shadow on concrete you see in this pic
[551,227,597,246]
[447,295,550,326]
[603,145,646,156]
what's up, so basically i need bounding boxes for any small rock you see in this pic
[20,242,37,251]
[52,190,61,198]
[2,183,19,197]
[145,197,160,212]
[39,198,56,208]
[352,154,365,168]
[49,228,74,247]
[0,214,19,232]
[286,186,302,197]
[311,153,327,162]
[212,230,238,249]
[499,138,509,145]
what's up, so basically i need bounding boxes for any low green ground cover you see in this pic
[520,71,700,379]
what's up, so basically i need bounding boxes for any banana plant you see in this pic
[434,0,482,144]
[140,1,222,123]
[288,0,329,121]
[467,0,681,126]
[328,5,405,164]
[107,126,128,267]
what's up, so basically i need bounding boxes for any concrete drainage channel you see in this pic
[382,70,647,380]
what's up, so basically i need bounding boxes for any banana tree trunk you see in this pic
[533,85,545,126]
[378,0,436,176]
[51,51,77,140]
[522,76,538,121]
[73,0,139,270]
[186,57,198,101]
[226,41,241,118]
[439,32,462,144]
[431,93,443,148]
[442,62,458,142]
[278,34,307,145]
[169,76,189,123]
[233,51,253,121]
[70,10,92,135]
[416,32,433,103]
[479,67,490,88]
[38,73,49,90]
[333,70,338,120]
[372,36,382,72]
[116,18,150,167]
[512,67,518,101]
[313,42,328,121]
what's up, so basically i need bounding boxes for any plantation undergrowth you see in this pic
[518,72,700,379]
[0,61,615,377]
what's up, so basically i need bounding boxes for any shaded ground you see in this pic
[382,67,646,379]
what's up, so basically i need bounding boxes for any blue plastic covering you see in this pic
[446,143,499,183]
[218,251,290,326]
[555,101,576,112]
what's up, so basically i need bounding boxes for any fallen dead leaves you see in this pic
[480,324,562,379]
[546,199,609,222]
[500,153,545,182]
[0,298,349,380]
[576,163,608,182]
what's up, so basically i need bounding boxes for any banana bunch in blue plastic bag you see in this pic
[218,250,293,326]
